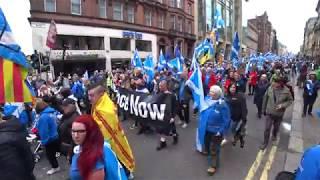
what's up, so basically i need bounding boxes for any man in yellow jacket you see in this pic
[88,82,135,176]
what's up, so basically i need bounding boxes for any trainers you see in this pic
[181,123,188,128]
[128,172,135,179]
[221,139,228,146]
[130,124,137,130]
[177,120,183,125]
[47,167,60,175]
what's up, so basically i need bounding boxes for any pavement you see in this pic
[34,93,294,180]
[284,86,320,173]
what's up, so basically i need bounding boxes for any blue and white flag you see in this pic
[0,8,29,68]
[174,44,184,64]
[157,49,167,71]
[231,32,240,69]
[167,57,183,73]
[83,70,89,79]
[214,7,225,29]
[131,49,142,68]
[186,63,207,112]
[143,55,155,83]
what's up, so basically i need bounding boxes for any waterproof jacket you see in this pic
[262,86,293,117]
[226,93,247,122]
[36,107,59,145]
[0,117,35,180]
[205,100,231,134]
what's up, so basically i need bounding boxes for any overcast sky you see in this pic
[243,0,318,53]
[0,0,319,54]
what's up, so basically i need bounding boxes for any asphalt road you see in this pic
[34,94,293,180]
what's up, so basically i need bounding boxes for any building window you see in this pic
[158,14,164,29]
[71,0,81,15]
[178,17,183,32]
[44,0,56,12]
[170,15,176,30]
[113,2,123,21]
[187,3,192,15]
[110,38,130,50]
[136,40,152,52]
[127,5,135,23]
[145,9,152,26]
[169,0,175,7]
[187,21,192,34]
[98,0,107,18]
[177,0,183,9]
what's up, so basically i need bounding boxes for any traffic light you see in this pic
[30,53,40,70]
[40,56,50,72]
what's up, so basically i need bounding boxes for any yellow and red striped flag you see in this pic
[0,8,34,103]
[0,58,33,103]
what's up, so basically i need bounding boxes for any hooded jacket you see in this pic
[36,106,59,145]
[0,117,35,180]
[262,86,293,117]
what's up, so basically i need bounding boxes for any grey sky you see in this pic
[0,0,318,54]
[243,0,318,53]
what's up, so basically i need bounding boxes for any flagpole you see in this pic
[49,48,55,80]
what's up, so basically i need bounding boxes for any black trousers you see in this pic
[177,101,190,124]
[303,97,316,115]
[256,101,263,116]
[248,85,255,94]
[45,139,60,168]
[263,115,282,144]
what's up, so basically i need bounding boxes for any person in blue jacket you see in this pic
[70,115,127,180]
[35,100,60,175]
[295,145,320,180]
[19,103,36,129]
[198,85,231,176]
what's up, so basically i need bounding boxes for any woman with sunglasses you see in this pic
[70,115,127,180]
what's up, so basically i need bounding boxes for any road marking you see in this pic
[245,149,266,180]
[260,143,278,180]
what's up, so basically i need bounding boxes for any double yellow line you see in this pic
[245,141,279,180]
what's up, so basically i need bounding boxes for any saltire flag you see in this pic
[214,7,225,29]
[231,32,240,69]
[186,63,208,112]
[174,44,184,64]
[0,8,34,103]
[0,8,29,68]
[157,49,167,71]
[83,70,89,79]
[167,57,183,74]
[165,49,171,62]
[46,20,57,49]
[186,63,209,152]
[143,55,155,83]
[131,49,142,68]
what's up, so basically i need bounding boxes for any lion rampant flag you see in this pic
[92,93,135,172]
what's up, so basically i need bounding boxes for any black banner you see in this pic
[116,88,172,127]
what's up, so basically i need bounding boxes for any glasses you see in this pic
[71,129,87,134]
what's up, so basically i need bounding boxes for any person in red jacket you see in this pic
[224,70,235,95]
[248,69,258,95]
[202,67,217,96]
